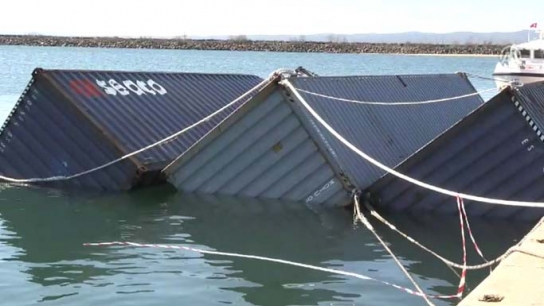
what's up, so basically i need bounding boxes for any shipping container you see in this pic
[368,83,544,221]
[290,73,485,189]
[164,72,484,207]
[0,68,263,190]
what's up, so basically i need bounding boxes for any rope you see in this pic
[455,196,468,298]
[355,193,469,301]
[282,79,544,208]
[463,72,521,87]
[459,197,489,265]
[83,211,544,302]
[0,69,291,184]
[293,87,498,106]
[83,240,463,300]
[363,198,499,270]
[353,193,436,305]
[375,214,501,270]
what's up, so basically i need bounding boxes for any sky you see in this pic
[1,0,543,37]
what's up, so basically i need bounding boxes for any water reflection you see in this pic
[0,184,531,305]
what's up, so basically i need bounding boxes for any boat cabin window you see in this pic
[534,50,544,59]
[520,49,531,58]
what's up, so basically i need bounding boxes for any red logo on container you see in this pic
[69,79,103,98]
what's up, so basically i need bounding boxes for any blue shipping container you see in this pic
[0,68,263,191]
[164,72,484,207]
[368,83,544,221]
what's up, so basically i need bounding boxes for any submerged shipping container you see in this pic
[163,72,484,207]
[368,82,544,221]
[0,68,263,191]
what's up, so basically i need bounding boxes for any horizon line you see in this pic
[0,29,539,38]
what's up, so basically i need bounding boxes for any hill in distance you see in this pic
[189,30,536,45]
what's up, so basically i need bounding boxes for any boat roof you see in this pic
[514,39,544,50]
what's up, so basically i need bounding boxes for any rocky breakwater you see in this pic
[0,35,507,55]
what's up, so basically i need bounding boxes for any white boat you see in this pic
[493,28,544,89]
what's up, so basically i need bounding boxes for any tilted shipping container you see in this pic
[368,83,544,221]
[163,72,484,207]
[0,68,263,190]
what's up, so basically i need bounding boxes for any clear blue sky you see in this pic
[1,0,543,37]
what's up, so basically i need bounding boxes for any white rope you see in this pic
[84,241,462,300]
[353,193,435,305]
[293,87,498,105]
[0,69,291,184]
[366,203,505,270]
[86,241,374,280]
[282,79,544,208]
[463,72,524,87]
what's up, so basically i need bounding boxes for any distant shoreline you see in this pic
[0,35,507,56]
[401,53,498,58]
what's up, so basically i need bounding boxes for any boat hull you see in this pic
[493,61,544,88]
[492,73,544,89]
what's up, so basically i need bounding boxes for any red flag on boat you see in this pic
[530,22,538,28]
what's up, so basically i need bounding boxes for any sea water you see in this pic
[0,45,528,306]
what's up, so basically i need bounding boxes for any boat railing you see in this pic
[499,46,512,65]
[499,46,524,67]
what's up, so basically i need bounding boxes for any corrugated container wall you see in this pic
[513,79,544,130]
[164,73,485,208]
[290,73,485,189]
[164,82,350,207]
[0,68,263,191]
[368,84,544,221]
